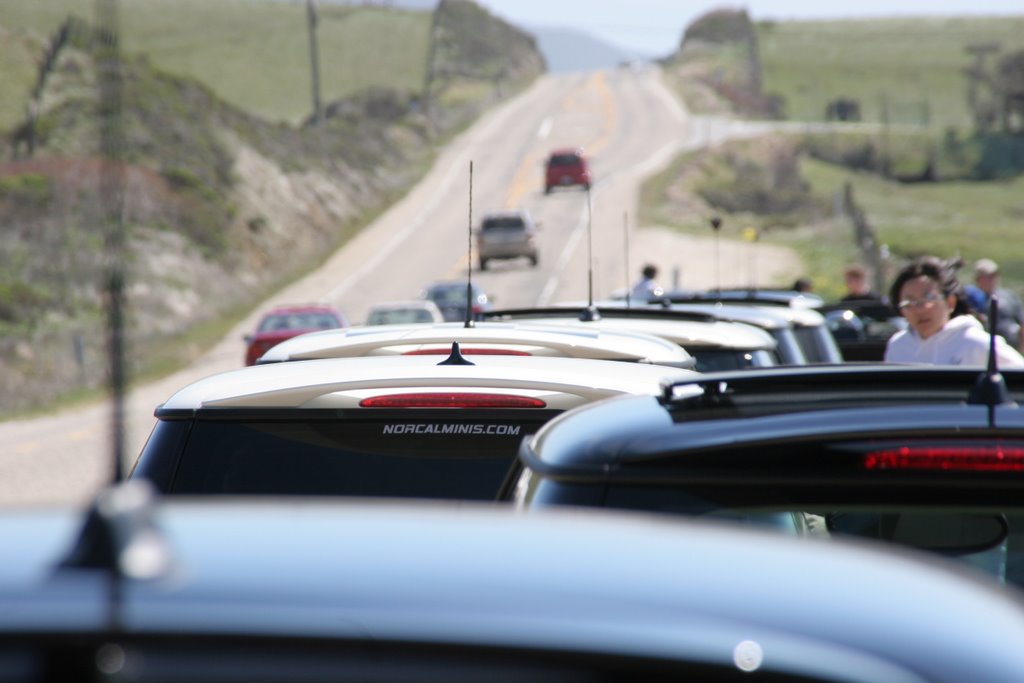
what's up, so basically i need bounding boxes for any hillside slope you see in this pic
[0,0,545,414]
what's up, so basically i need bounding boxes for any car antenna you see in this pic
[967,295,1017,421]
[623,210,632,309]
[438,340,475,365]
[56,0,173,630]
[579,186,600,321]
[465,160,476,329]
[710,215,722,303]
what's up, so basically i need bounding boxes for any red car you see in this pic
[544,147,591,194]
[243,303,349,365]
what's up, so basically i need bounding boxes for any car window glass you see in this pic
[549,154,581,166]
[170,416,553,500]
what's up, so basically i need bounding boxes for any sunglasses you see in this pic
[897,292,944,311]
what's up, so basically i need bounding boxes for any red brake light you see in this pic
[402,348,531,356]
[864,445,1024,472]
[359,393,546,408]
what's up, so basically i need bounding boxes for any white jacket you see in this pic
[884,314,1024,367]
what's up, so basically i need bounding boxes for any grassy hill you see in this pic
[758,16,1024,127]
[0,0,433,128]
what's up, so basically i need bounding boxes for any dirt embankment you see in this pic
[0,3,545,415]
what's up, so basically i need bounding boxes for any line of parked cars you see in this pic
[18,264,1024,678]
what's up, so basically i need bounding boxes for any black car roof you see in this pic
[521,365,1024,493]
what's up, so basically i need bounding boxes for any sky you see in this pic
[474,1,1024,57]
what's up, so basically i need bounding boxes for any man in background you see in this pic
[966,258,1024,350]
[840,264,882,302]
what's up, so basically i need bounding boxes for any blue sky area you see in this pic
[475,1,1024,57]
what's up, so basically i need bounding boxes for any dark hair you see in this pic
[792,277,812,292]
[888,256,969,316]
[642,264,658,279]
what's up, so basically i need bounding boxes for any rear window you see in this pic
[482,216,526,230]
[367,308,436,325]
[168,412,558,500]
[548,154,582,167]
[258,312,339,332]
[428,286,479,304]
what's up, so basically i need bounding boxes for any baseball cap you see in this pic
[975,258,999,276]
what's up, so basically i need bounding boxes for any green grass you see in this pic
[640,143,1024,300]
[0,0,432,128]
[801,158,1024,269]
[758,16,1024,128]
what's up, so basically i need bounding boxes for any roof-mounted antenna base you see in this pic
[578,305,601,322]
[438,341,475,365]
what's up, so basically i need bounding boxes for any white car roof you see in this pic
[488,315,776,351]
[158,354,701,411]
[257,321,695,367]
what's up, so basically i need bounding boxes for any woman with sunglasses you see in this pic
[884,256,1024,366]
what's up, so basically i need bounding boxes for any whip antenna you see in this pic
[580,187,599,321]
[624,210,631,308]
[710,216,722,303]
[465,160,475,328]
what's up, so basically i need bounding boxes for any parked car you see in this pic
[364,299,444,325]
[256,318,696,368]
[821,298,906,361]
[658,290,843,363]
[130,352,697,500]
[243,302,348,366]
[544,147,591,193]
[512,363,1024,589]
[483,305,778,372]
[422,280,492,322]
[5,481,1024,683]
[591,296,808,365]
[476,208,539,270]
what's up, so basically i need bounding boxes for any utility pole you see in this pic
[307,0,322,125]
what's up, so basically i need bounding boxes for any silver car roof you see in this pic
[5,494,1024,682]
[257,321,695,367]
[159,354,701,411]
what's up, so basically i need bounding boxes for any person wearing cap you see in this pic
[965,258,1024,351]
[884,256,1024,367]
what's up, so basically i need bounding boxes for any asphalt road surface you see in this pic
[0,66,800,506]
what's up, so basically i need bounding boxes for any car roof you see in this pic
[256,321,696,367]
[156,354,700,413]
[6,487,1024,682]
[665,288,826,309]
[483,307,776,351]
[260,302,341,316]
[549,146,584,156]
[522,365,1024,478]
[366,299,441,312]
[481,208,530,219]
[562,299,795,330]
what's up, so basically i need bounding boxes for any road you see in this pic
[0,66,800,506]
